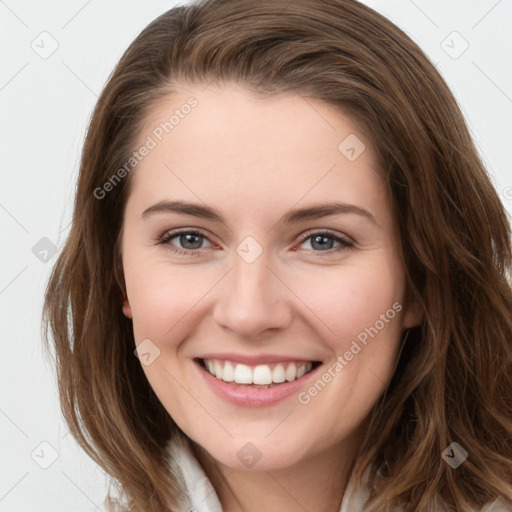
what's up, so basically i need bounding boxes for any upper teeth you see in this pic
[204,359,313,385]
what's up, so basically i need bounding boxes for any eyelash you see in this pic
[156,229,354,257]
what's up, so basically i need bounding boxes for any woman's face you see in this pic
[121,82,420,471]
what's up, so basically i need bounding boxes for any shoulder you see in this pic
[100,433,223,512]
[98,479,130,512]
[340,467,512,512]
[481,498,512,511]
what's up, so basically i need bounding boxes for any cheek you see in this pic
[124,261,216,343]
[292,262,405,348]
[291,267,405,438]
[123,262,203,413]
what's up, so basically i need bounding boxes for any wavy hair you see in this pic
[43,0,512,510]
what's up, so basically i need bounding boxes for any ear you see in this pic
[122,297,133,319]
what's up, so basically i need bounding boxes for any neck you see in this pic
[192,428,366,512]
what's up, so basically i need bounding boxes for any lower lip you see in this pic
[194,359,322,408]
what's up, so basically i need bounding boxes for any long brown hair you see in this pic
[43,0,512,510]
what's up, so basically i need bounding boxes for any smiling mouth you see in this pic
[196,358,322,388]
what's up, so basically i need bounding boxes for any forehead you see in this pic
[127,82,390,226]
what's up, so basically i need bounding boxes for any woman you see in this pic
[43,0,512,510]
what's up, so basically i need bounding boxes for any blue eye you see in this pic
[158,230,211,256]
[157,229,354,257]
[298,231,353,252]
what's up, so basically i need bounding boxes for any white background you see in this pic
[1,1,511,510]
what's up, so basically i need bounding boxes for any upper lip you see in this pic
[196,353,321,365]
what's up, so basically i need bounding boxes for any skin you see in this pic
[121,82,421,512]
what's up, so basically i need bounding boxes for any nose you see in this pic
[212,251,293,339]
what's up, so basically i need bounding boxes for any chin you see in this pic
[199,434,312,472]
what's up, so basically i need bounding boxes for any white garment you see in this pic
[102,434,511,511]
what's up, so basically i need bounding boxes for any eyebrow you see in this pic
[141,200,378,227]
